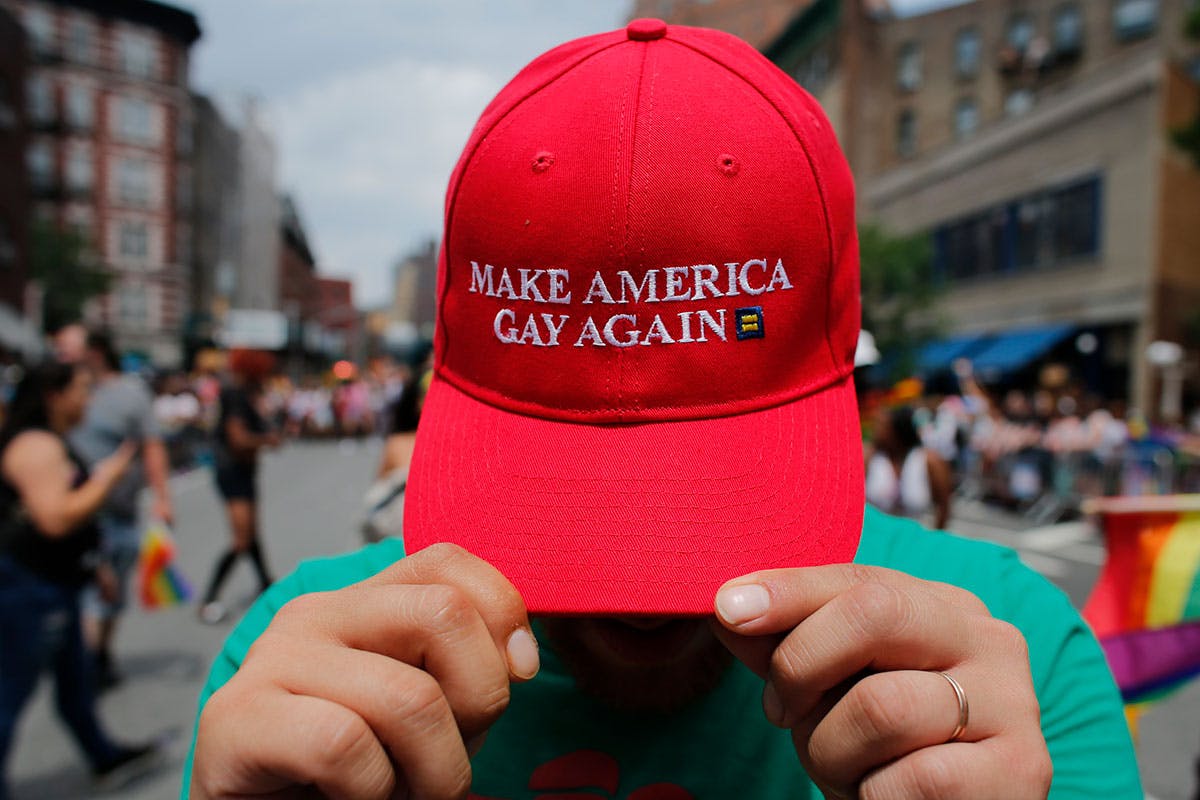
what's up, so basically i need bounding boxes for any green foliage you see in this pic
[29,220,112,333]
[858,223,942,383]
[1174,5,1200,166]
[1173,115,1200,168]
[1185,309,1200,348]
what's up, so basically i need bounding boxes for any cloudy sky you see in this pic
[183,1,629,307]
[183,0,956,308]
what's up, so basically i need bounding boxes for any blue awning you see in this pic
[967,323,1077,375]
[916,332,991,373]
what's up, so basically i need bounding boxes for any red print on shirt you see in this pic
[467,749,693,800]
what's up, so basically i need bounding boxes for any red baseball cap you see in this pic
[405,19,864,616]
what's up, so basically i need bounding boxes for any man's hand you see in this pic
[151,495,174,527]
[190,543,539,800]
[713,564,1052,800]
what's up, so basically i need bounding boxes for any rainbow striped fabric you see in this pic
[1082,496,1200,705]
[137,524,193,610]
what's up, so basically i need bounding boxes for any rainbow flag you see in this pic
[1082,496,1200,707]
[137,524,193,609]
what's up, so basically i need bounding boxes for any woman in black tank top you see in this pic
[0,361,159,795]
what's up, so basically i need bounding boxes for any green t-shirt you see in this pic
[181,507,1141,798]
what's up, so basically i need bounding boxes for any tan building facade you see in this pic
[753,0,1199,410]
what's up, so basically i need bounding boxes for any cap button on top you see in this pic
[626,18,667,41]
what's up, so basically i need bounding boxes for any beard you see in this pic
[539,617,734,714]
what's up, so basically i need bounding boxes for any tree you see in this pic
[857,223,942,384]
[1171,5,1200,167]
[29,220,112,333]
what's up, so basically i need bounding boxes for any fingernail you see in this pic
[466,732,488,758]
[715,584,770,626]
[762,680,787,727]
[506,627,539,680]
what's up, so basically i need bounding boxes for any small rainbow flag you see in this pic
[1082,495,1200,709]
[137,524,193,609]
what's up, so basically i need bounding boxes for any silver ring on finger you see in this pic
[937,671,969,743]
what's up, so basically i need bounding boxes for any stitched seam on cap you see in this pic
[439,37,627,376]
[667,37,843,371]
[616,44,651,422]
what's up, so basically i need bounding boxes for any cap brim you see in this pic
[405,375,864,616]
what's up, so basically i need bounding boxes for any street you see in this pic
[6,441,1199,799]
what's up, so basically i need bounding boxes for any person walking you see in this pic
[198,350,278,624]
[865,404,953,529]
[0,362,161,798]
[67,331,174,690]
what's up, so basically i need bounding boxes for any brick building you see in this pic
[7,0,200,366]
[313,276,357,360]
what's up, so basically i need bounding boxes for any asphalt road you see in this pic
[6,442,1199,799]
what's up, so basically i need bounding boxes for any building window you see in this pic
[793,46,833,94]
[1053,4,1085,54]
[118,222,149,259]
[114,96,156,144]
[117,30,157,79]
[1007,14,1036,50]
[65,83,93,130]
[933,176,1101,282]
[1005,88,1035,116]
[22,5,56,57]
[117,282,149,327]
[954,97,979,139]
[896,109,917,158]
[26,75,54,125]
[27,141,55,191]
[176,108,193,155]
[936,208,1009,281]
[955,27,981,78]
[176,169,193,213]
[1050,179,1101,260]
[896,41,922,91]
[65,144,92,195]
[1113,0,1159,40]
[66,15,96,65]
[116,159,152,207]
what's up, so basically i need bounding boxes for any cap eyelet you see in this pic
[718,154,740,176]
[532,152,555,173]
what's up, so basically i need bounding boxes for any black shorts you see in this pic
[215,464,257,501]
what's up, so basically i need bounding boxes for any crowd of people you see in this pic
[0,322,432,798]
[860,361,1200,529]
[0,324,1193,797]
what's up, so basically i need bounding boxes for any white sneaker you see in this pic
[199,602,227,625]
